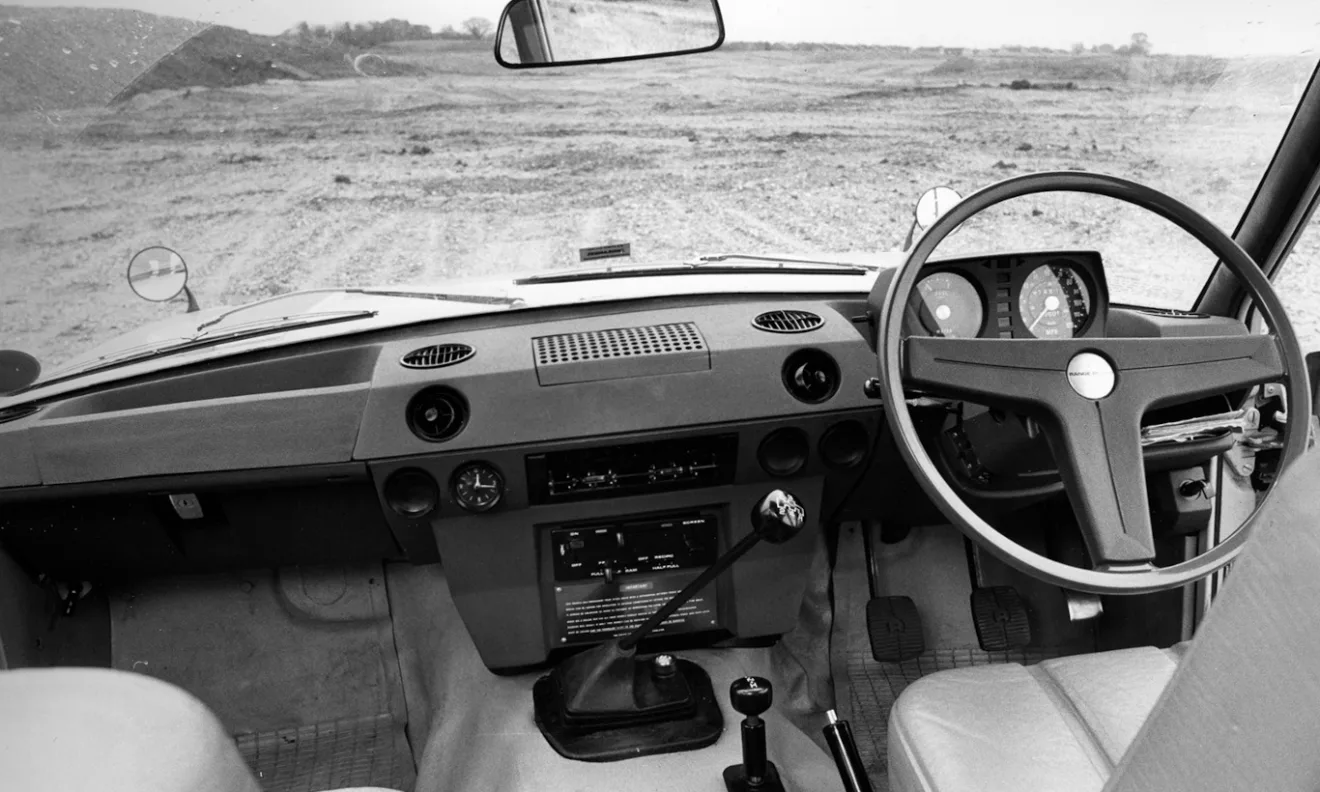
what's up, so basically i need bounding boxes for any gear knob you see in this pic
[751,490,805,545]
[730,676,773,718]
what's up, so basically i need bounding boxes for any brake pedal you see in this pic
[970,586,1032,652]
[866,596,925,662]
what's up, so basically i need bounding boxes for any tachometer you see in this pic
[1018,262,1092,338]
[911,272,984,338]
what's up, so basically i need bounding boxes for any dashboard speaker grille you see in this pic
[753,310,824,333]
[532,323,710,386]
[401,343,475,369]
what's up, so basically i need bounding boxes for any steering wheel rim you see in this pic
[877,171,1311,595]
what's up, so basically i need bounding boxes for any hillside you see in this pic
[0,5,207,112]
[0,5,418,113]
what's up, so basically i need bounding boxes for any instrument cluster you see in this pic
[905,252,1106,340]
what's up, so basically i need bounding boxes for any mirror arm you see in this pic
[902,218,918,252]
[507,0,554,64]
[183,286,201,313]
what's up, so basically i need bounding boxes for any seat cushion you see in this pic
[0,667,403,792]
[888,646,1185,792]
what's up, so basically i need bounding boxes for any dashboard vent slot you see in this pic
[753,310,824,334]
[405,387,468,443]
[401,343,475,369]
[532,323,710,386]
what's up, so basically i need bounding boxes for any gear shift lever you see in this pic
[533,490,806,761]
[723,676,786,791]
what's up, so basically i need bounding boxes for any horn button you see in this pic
[1066,352,1115,400]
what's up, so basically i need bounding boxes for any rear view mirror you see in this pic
[127,246,200,312]
[495,0,723,69]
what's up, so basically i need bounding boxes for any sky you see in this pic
[8,0,1320,55]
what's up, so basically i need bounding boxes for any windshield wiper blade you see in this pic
[355,288,524,306]
[692,253,876,271]
[518,259,872,284]
[193,287,514,334]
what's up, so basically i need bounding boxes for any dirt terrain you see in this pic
[2,34,1319,370]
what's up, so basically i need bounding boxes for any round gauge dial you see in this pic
[911,272,985,338]
[1018,262,1093,338]
[451,462,505,513]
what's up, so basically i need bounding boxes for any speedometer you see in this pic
[911,272,984,338]
[1018,263,1092,338]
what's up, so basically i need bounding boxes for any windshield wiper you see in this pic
[194,288,518,334]
[518,257,873,284]
[691,253,877,271]
[35,311,375,388]
[355,288,524,306]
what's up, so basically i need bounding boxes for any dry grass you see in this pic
[2,42,1318,370]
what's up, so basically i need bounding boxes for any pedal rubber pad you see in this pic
[970,586,1032,652]
[866,596,925,662]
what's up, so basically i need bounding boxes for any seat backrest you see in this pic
[0,667,262,792]
[1105,450,1320,792]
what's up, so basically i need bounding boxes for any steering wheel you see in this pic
[876,171,1311,595]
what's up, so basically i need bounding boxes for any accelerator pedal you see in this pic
[970,586,1032,652]
[866,596,925,662]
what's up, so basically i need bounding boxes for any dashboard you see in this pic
[0,250,1251,670]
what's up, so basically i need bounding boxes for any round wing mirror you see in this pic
[128,246,188,301]
[128,247,199,311]
[0,349,41,394]
[914,186,963,231]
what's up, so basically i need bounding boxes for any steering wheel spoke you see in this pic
[1093,335,1286,408]
[904,336,1074,407]
[1046,394,1156,567]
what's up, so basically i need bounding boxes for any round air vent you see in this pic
[753,310,824,334]
[382,468,440,517]
[401,343,475,369]
[758,427,810,477]
[406,386,468,442]
[782,349,840,404]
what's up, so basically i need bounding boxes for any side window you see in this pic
[1274,216,1320,354]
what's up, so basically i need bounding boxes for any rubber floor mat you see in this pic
[846,646,1080,783]
[237,712,415,792]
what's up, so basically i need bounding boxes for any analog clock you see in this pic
[451,462,505,513]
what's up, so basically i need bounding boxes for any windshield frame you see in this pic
[1196,62,1320,318]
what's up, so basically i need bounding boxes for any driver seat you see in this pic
[888,450,1320,792]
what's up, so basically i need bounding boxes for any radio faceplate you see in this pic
[526,434,738,505]
[551,514,718,582]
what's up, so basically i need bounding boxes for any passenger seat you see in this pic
[0,667,402,792]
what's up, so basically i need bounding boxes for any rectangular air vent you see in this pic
[532,323,710,386]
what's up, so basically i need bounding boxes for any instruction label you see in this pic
[552,570,719,645]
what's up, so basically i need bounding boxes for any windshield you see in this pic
[2,0,1317,376]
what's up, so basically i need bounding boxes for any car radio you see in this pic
[526,434,738,504]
